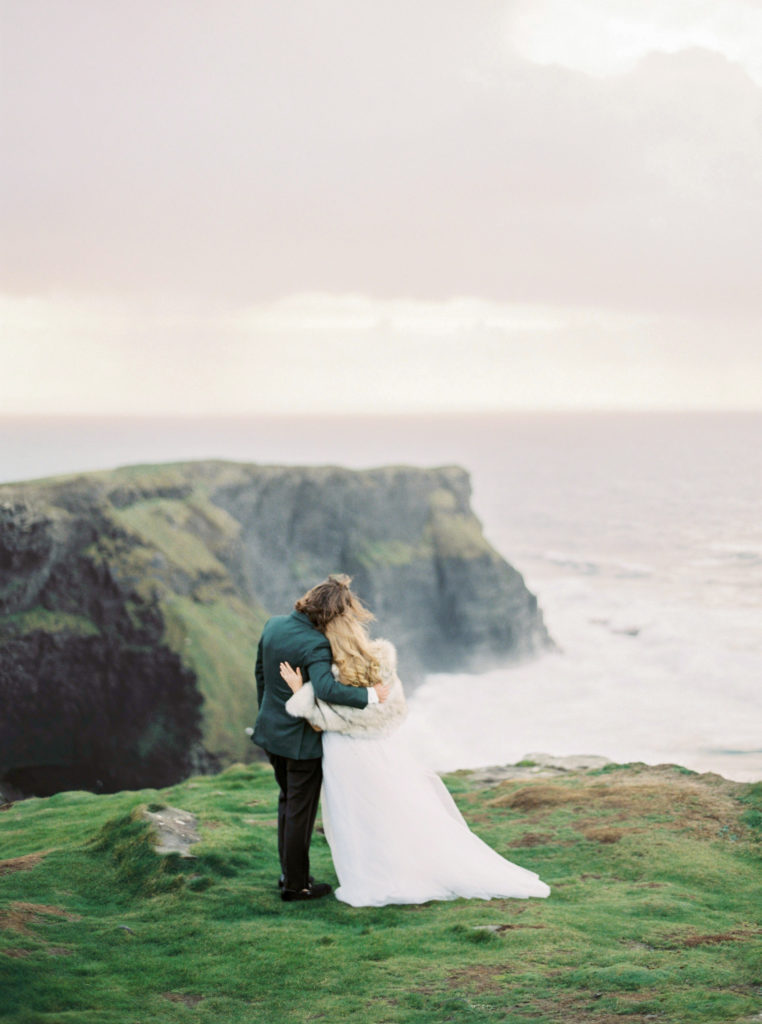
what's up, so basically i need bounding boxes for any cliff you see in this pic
[0,461,551,795]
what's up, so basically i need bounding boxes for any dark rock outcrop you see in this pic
[211,464,547,676]
[0,461,550,796]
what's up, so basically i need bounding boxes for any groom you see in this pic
[253,575,389,902]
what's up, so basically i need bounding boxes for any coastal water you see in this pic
[2,412,760,781]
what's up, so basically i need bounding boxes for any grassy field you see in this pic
[1,762,760,1023]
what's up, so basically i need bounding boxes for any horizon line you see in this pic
[2,408,762,422]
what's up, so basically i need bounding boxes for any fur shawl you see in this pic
[285,638,407,738]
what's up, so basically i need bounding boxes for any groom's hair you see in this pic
[295,574,373,632]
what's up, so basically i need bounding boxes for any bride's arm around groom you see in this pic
[283,639,407,738]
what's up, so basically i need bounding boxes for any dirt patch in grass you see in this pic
[162,992,204,1006]
[576,825,628,844]
[488,783,581,810]
[441,984,664,1024]
[508,832,554,848]
[679,929,761,947]
[446,964,511,993]
[0,902,79,936]
[486,767,745,836]
[0,852,47,876]
[527,989,664,1024]
[587,1015,661,1024]
[463,812,492,825]
[588,768,743,831]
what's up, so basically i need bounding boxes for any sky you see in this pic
[1,0,761,415]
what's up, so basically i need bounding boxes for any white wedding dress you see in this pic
[284,638,550,908]
[320,724,551,908]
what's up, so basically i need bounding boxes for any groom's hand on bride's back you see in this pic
[373,682,390,703]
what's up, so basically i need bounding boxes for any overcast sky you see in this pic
[1,0,761,414]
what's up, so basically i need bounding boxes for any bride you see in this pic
[279,593,550,908]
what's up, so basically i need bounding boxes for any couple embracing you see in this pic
[253,574,550,908]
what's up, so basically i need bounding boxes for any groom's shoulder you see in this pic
[263,612,296,633]
[288,612,331,658]
[263,611,325,646]
[264,613,291,627]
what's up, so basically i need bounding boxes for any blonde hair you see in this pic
[324,606,382,688]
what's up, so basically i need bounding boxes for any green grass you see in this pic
[163,596,268,761]
[425,511,500,562]
[111,498,230,577]
[101,488,269,764]
[1,763,761,1023]
[0,608,100,639]
[356,540,420,569]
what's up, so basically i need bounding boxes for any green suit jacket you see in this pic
[253,610,370,760]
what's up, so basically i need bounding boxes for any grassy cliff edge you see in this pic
[1,761,760,1024]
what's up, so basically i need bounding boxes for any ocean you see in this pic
[2,412,760,782]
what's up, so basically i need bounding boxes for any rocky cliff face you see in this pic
[0,461,551,796]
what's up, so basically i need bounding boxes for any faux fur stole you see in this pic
[285,638,407,738]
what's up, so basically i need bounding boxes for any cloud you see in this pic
[224,294,569,334]
[1,3,760,418]
[1,1,761,319]
[2,291,759,415]
[506,0,762,84]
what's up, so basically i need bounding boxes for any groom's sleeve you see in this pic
[255,637,265,708]
[305,656,370,708]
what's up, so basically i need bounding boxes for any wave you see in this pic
[542,550,654,579]
[404,574,762,783]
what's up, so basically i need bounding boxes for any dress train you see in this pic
[320,726,551,908]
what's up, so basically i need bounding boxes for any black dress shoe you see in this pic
[278,874,314,890]
[281,882,332,902]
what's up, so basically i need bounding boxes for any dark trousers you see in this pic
[267,752,322,891]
